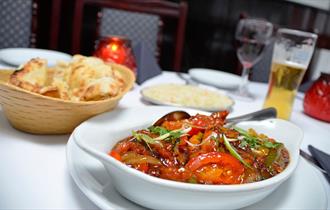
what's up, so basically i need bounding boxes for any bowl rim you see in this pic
[0,82,131,105]
[74,116,303,192]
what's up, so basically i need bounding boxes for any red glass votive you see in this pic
[303,73,330,122]
[94,36,137,75]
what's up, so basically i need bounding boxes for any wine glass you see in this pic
[233,18,273,100]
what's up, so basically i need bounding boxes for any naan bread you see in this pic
[9,55,126,101]
[67,55,125,101]
[9,58,49,93]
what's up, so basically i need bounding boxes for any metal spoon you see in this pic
[153,107,277,127]
[226,107,277,125]
[153,110,191,126]
[176,72,198,85]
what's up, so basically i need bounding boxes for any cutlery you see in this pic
[154,108,277,127]
[225,107,277,127]
[299,149,327,175]
[176,72,198,85]
[308,145,330,177]
[153,110,191,126]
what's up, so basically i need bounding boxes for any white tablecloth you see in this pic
[0,71,329,209]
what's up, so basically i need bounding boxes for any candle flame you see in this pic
[111,44,118,51]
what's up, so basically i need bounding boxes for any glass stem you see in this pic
[238,67,250,95]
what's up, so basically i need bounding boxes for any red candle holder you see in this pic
[94,36,137,75]
[303,73,330,122]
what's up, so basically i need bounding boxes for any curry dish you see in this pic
[109,111,289,185]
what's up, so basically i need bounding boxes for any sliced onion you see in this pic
[184,123,207,130]
[121,151,161,165]
[203,131,218,142]
[184,140,206,147]
[184,131,218,147]
[226,137,239,142]
[153,127,192,141]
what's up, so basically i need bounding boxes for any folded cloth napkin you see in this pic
[133,42,162,84]
[308,145,330,182]
[299,80,314,93]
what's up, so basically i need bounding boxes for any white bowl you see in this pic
[188,68,241,90]
[73,106,303,210]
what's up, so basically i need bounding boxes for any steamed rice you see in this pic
[142,84,234,110]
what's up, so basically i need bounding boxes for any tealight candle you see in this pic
[94,36,137,75]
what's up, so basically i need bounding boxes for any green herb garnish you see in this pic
[223,134,252,169]
[238,140,248,148]
[132,131,162,149]
[132,127,191,147]
[148,126,170,136]
[211,136,219,147]
[153,127,191,142]
[234,127,281,149]
[263,141,282,149]
[168,131,183,140]
[148,126,183,141]
[187,176,198,184]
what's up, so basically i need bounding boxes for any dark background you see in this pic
[36,0,330,80]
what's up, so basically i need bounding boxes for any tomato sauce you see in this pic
[109,111,290,185]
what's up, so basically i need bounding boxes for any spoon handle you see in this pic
[227,107,277,124]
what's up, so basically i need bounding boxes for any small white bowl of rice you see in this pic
[141,83,234,111]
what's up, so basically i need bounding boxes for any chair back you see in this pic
[100,8,160,60]
[0,0,61,49]
[71,0,188,71]
[0,0,35,48]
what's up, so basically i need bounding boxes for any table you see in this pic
[0,71,329,209]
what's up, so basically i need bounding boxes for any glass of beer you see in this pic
[263,28,317,120]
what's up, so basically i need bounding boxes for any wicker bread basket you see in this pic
[0,63,135,134]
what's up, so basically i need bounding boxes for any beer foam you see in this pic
[274,60,306,70]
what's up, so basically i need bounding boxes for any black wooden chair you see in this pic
[0,0,61,49]
[71,0,188,71]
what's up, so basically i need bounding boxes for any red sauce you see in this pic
[109,111,289,185]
